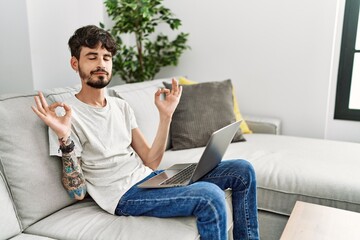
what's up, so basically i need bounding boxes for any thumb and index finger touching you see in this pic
[154,78,183,100]
[31,91,72,119]
[48,101,72,115]
[31,92,73,139]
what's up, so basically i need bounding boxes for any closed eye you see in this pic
[104,55,112,61]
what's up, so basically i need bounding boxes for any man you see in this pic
[32,25,259,240]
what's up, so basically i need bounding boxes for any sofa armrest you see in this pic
[243,115,281,135]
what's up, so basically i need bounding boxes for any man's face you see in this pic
[76,44,113,89]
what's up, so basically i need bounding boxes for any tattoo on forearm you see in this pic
[61,150,86,199]
[58,136,75,154]
[58,136,67,146]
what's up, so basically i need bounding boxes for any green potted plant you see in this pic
[101,0,190,83]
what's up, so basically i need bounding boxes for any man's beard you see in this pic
[79,67,112,89]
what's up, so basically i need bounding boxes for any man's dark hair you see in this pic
[68,25,117,60]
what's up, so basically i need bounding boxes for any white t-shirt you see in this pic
[49,95,153,214]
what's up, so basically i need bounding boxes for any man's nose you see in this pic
[97,58,106,68]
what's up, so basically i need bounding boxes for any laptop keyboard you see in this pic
[160,163,197,186]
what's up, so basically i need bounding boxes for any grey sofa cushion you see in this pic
[244,115,281,135]
[0,167,21,239]
[243,134,360,216]
[25,199,198,240]
[43,85,80,103]
[108,78,172,149]
[160,134,360,218]
[10,234,56,240]
[25,191,233,240]
[0,93,76,229]
[164,80,245,150]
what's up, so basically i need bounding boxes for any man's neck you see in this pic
[75,86,107,108]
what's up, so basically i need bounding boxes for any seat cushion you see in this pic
[26,191,233,240]
[10,233,56,240]
[161,134,360,216]
[227,134,360,215]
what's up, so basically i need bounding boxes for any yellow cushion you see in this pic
[178,77,252,134]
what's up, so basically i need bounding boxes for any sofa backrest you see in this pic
[0,164,21,239]
[0,93,77,229]
[108,78,172,149]
[0,80,172,230]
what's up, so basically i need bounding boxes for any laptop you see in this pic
[138,120,241,188]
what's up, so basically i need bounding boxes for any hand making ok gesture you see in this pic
[154,78,182,119]
[31,92,72,140]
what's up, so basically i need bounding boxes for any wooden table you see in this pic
[280,201,360,240]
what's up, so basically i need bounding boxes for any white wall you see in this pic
[156,0,360,142]
[26,0,105,90]
[0,0,104,94]
[0,0,33,94]
[0,0,359,142]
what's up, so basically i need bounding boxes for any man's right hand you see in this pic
[31,92,72,140]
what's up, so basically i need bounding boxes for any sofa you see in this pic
[1,78,360,240]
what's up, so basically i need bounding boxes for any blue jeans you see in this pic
[115,160,259,240]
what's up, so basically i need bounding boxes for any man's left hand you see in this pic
[154,78,182,119]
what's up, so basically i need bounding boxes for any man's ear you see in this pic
[70,56,79,72]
